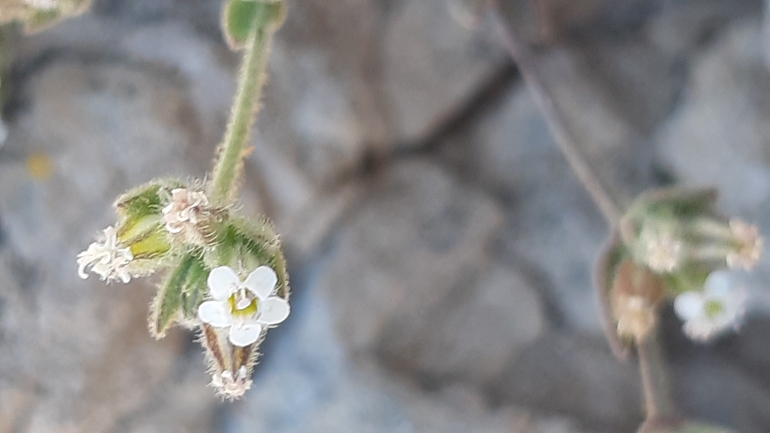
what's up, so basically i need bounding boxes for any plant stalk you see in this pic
[210,20,273,206]
[637,331,676,422]
[488,5,623,227]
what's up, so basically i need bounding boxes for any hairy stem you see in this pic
[637,330,677,423]
[488,6,623,226]
[210,19,274,206]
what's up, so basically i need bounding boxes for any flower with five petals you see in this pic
[198,265,289,347]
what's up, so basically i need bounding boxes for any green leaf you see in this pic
[221,0,286,50]
[150,254,196,338]
[181,255,209,320]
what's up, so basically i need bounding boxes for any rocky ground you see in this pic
[1,0,770,432]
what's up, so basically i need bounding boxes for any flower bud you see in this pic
[620,187,763,274]
[221,0,286,50]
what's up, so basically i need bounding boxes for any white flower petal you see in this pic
[198,301,232,327]
[674,292,704,321]
[244,266,277,299]
[703,271,732,298]
[229,323,263,347]
[258,297,290,325]
[207,266,241,300]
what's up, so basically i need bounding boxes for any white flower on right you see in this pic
[674,271,746,342]
[198,265,289,347]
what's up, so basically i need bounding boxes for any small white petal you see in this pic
[207,266,241,300]
[703,271,732,296]
[244,266,278,299]
[674,292,704,321]
[229,323,262,347]
[258,297,290,325]
[198,301,232,327]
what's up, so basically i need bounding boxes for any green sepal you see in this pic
[661,266,710,297]
[181,254,209,320]
[129,227,171,260]
[621,187,719,244]
[594,232,633,360]
[627,187,718,221]
[205,215,289,299]
[221,0,286,50]
[150,252,208,338]
[114,178,184,219]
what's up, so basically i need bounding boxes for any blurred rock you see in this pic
[441,80,609,332]
[0,36,216,432]
[653,18,770,214]
[315,159,547,387]
[231,276,589,433]
[490,332,643,432]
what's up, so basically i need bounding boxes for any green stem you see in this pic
[209,20,274,206]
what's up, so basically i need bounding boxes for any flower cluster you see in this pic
[600,187,763,348]
[77,182,290,398]
[76,226,133,283]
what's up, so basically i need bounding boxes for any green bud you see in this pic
[221,0,286,50]
[114,178,184,219]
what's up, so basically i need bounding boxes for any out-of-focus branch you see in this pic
[486,2,622,227]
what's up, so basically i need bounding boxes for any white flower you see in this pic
[161,188,209,235]
[211,366,252,400]
[76,226,134,283]
[674,271,746,342]
[726,219,763,270]
[639,225,684,273]
[198,265,290,347]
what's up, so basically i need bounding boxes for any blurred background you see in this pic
[2,0,770,431]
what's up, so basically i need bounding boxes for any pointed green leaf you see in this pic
[150,254,196,338]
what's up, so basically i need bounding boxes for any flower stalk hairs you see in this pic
[76,0,288,399]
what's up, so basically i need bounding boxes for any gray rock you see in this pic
[653,18,770,214]
[314,158,549,388]
[0,34,216,433]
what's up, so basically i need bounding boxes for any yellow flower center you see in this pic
[703,299,724,318]
[228,288,258,317]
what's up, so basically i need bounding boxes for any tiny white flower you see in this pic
[211,366,252,400]
[198,265,289,347]
[76,226,134,283]
[726,219,763,270]
[674,271,746,342]
[161,188,209,235]
[640,225,683,273]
